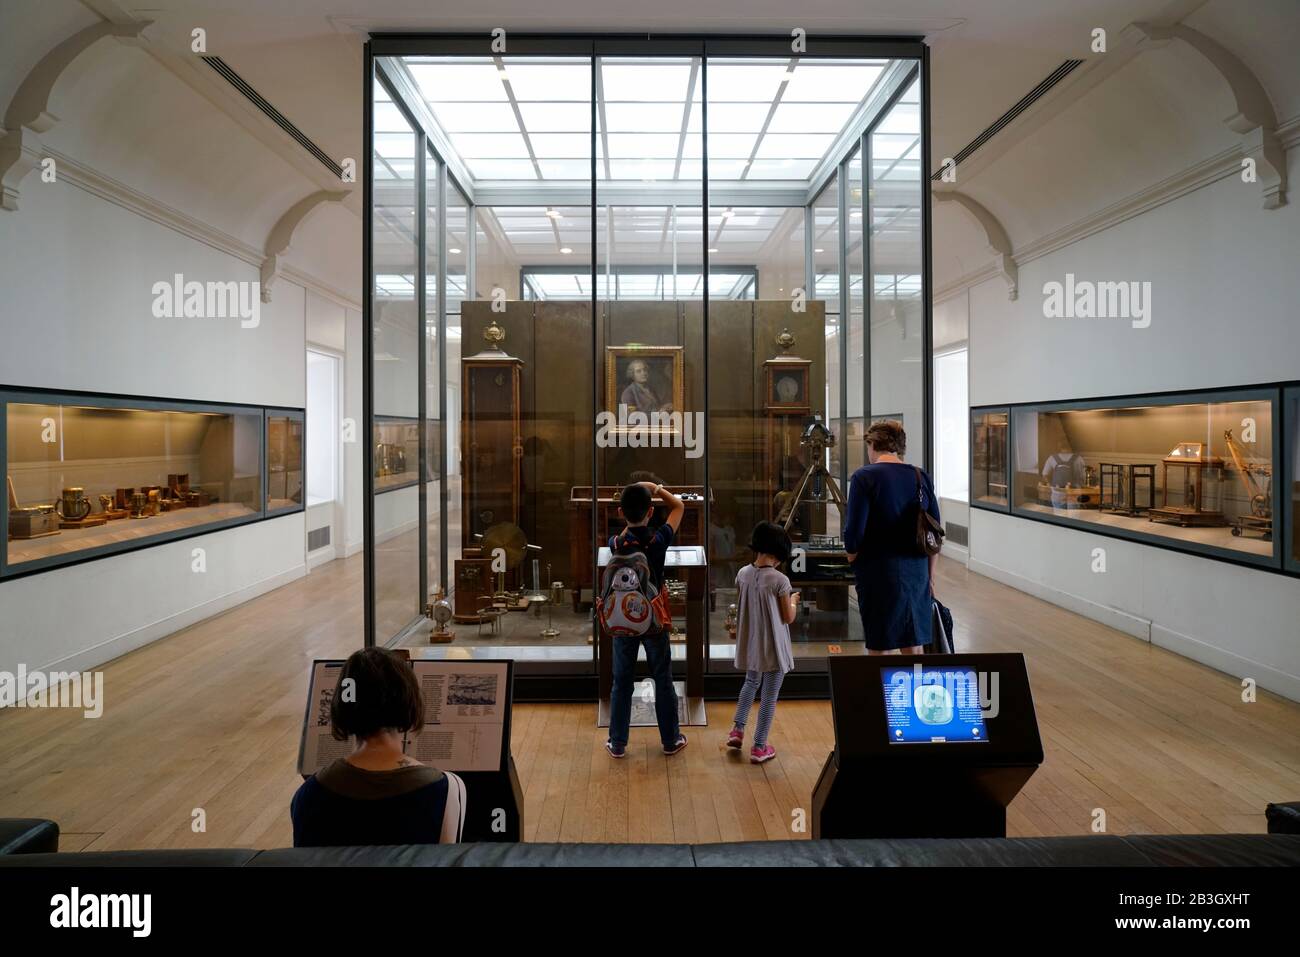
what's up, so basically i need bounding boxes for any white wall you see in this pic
[0,13,361,678]
[943,3,1300,700]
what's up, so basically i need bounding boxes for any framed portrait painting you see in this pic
[604,345,684,421]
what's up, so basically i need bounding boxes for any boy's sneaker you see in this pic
[725,728,744,749]
[663,734,688,756]
[750,744,776,764]
[605,740,626,759]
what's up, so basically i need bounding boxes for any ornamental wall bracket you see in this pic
[933,189,1019,300]
[0,19,151,212]
[259,189,351,302]
[1123,21,1287,210]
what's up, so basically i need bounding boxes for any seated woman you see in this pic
[291,648,466,846]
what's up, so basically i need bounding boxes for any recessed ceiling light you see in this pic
[708,248,719,253]
[560,247,573,254]
[814,248,824,253]
[449,247,461,254]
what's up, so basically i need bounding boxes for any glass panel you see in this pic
[708,54,872,666]
[266,411,304,512]
[1011,395,1276,562]
[425,145,443,597]
[306,351,339,506]
[6,400,261,572]
[1288,387,1299,572]
[371,74,421,641]
[596,53,704,688]
[869,76,924,466]
[409,53,597,657]
[845,144,866,479]
[970,408,1009,508]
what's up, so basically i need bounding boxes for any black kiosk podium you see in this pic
[812,654,1042,839]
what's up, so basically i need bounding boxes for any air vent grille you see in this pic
[944,522,968,547]
[201,56,344,180]
[932,59,1084,180]
[307,526,332,552]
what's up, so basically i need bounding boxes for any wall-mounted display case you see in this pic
[972,387,1289,570]
[3,389,304,580]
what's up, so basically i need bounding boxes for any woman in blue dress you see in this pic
[842,420,940,653]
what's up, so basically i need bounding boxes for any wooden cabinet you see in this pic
[461,350,524,547]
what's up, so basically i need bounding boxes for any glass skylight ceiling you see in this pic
[402,55,888,185]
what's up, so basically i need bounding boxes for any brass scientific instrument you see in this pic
[774,417,847,532]
[1224,428,1273,540]
[55,487,92,522]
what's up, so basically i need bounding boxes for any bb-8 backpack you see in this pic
[597,540,672,638]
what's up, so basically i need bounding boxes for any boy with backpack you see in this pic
[602,481,688,758]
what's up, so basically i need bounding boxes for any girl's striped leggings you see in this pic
[733,669,784,748]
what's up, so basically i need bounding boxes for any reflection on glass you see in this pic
[1011,396,1276,561]
[372,75,421,640]
[425,144,443,595]
[266,412,304,511]
[374,416,420,490]
[6,401,261,572]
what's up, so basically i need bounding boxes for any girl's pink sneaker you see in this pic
[750,744,776,764]
[725,728,744,749]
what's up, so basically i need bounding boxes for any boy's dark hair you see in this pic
[620,483,653,524]
[748,520,793,563]
[330,648,424,742]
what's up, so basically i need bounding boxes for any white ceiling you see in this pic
[74,0,1207,197]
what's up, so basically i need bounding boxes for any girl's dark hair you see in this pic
[865,419,907,455]
[329,648,424,741]
[748,520,793,563]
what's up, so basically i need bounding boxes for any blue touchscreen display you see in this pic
[882,665,989,744]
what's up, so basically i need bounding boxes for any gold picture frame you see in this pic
[604,345,684,424]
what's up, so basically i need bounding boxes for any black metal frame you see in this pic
[363,33,933,685]
[0,384,303,582]
[969,382,1295,576]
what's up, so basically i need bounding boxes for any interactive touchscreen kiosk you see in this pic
[812,654,1042,839]
[299,658,524,842]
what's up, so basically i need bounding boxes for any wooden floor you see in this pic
[1,553,1298,850]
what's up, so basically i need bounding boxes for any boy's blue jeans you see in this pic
[608,632,680,749]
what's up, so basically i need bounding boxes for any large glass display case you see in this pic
[971,388,1282,567]
[3,390,302,578]
[364,33,933,698]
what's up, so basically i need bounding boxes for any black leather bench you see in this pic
[2,819,1298,866]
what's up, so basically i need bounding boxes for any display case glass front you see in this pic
[4,393,278,577]
[1008,390,1279,565]
[266,410,304,513]
[365,34,933,691]
[971,408,1009,509]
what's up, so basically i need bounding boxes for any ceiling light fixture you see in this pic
[449,247,461,254]
[560,247,573,254]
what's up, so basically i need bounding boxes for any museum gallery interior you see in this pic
[1,0,1299,877]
